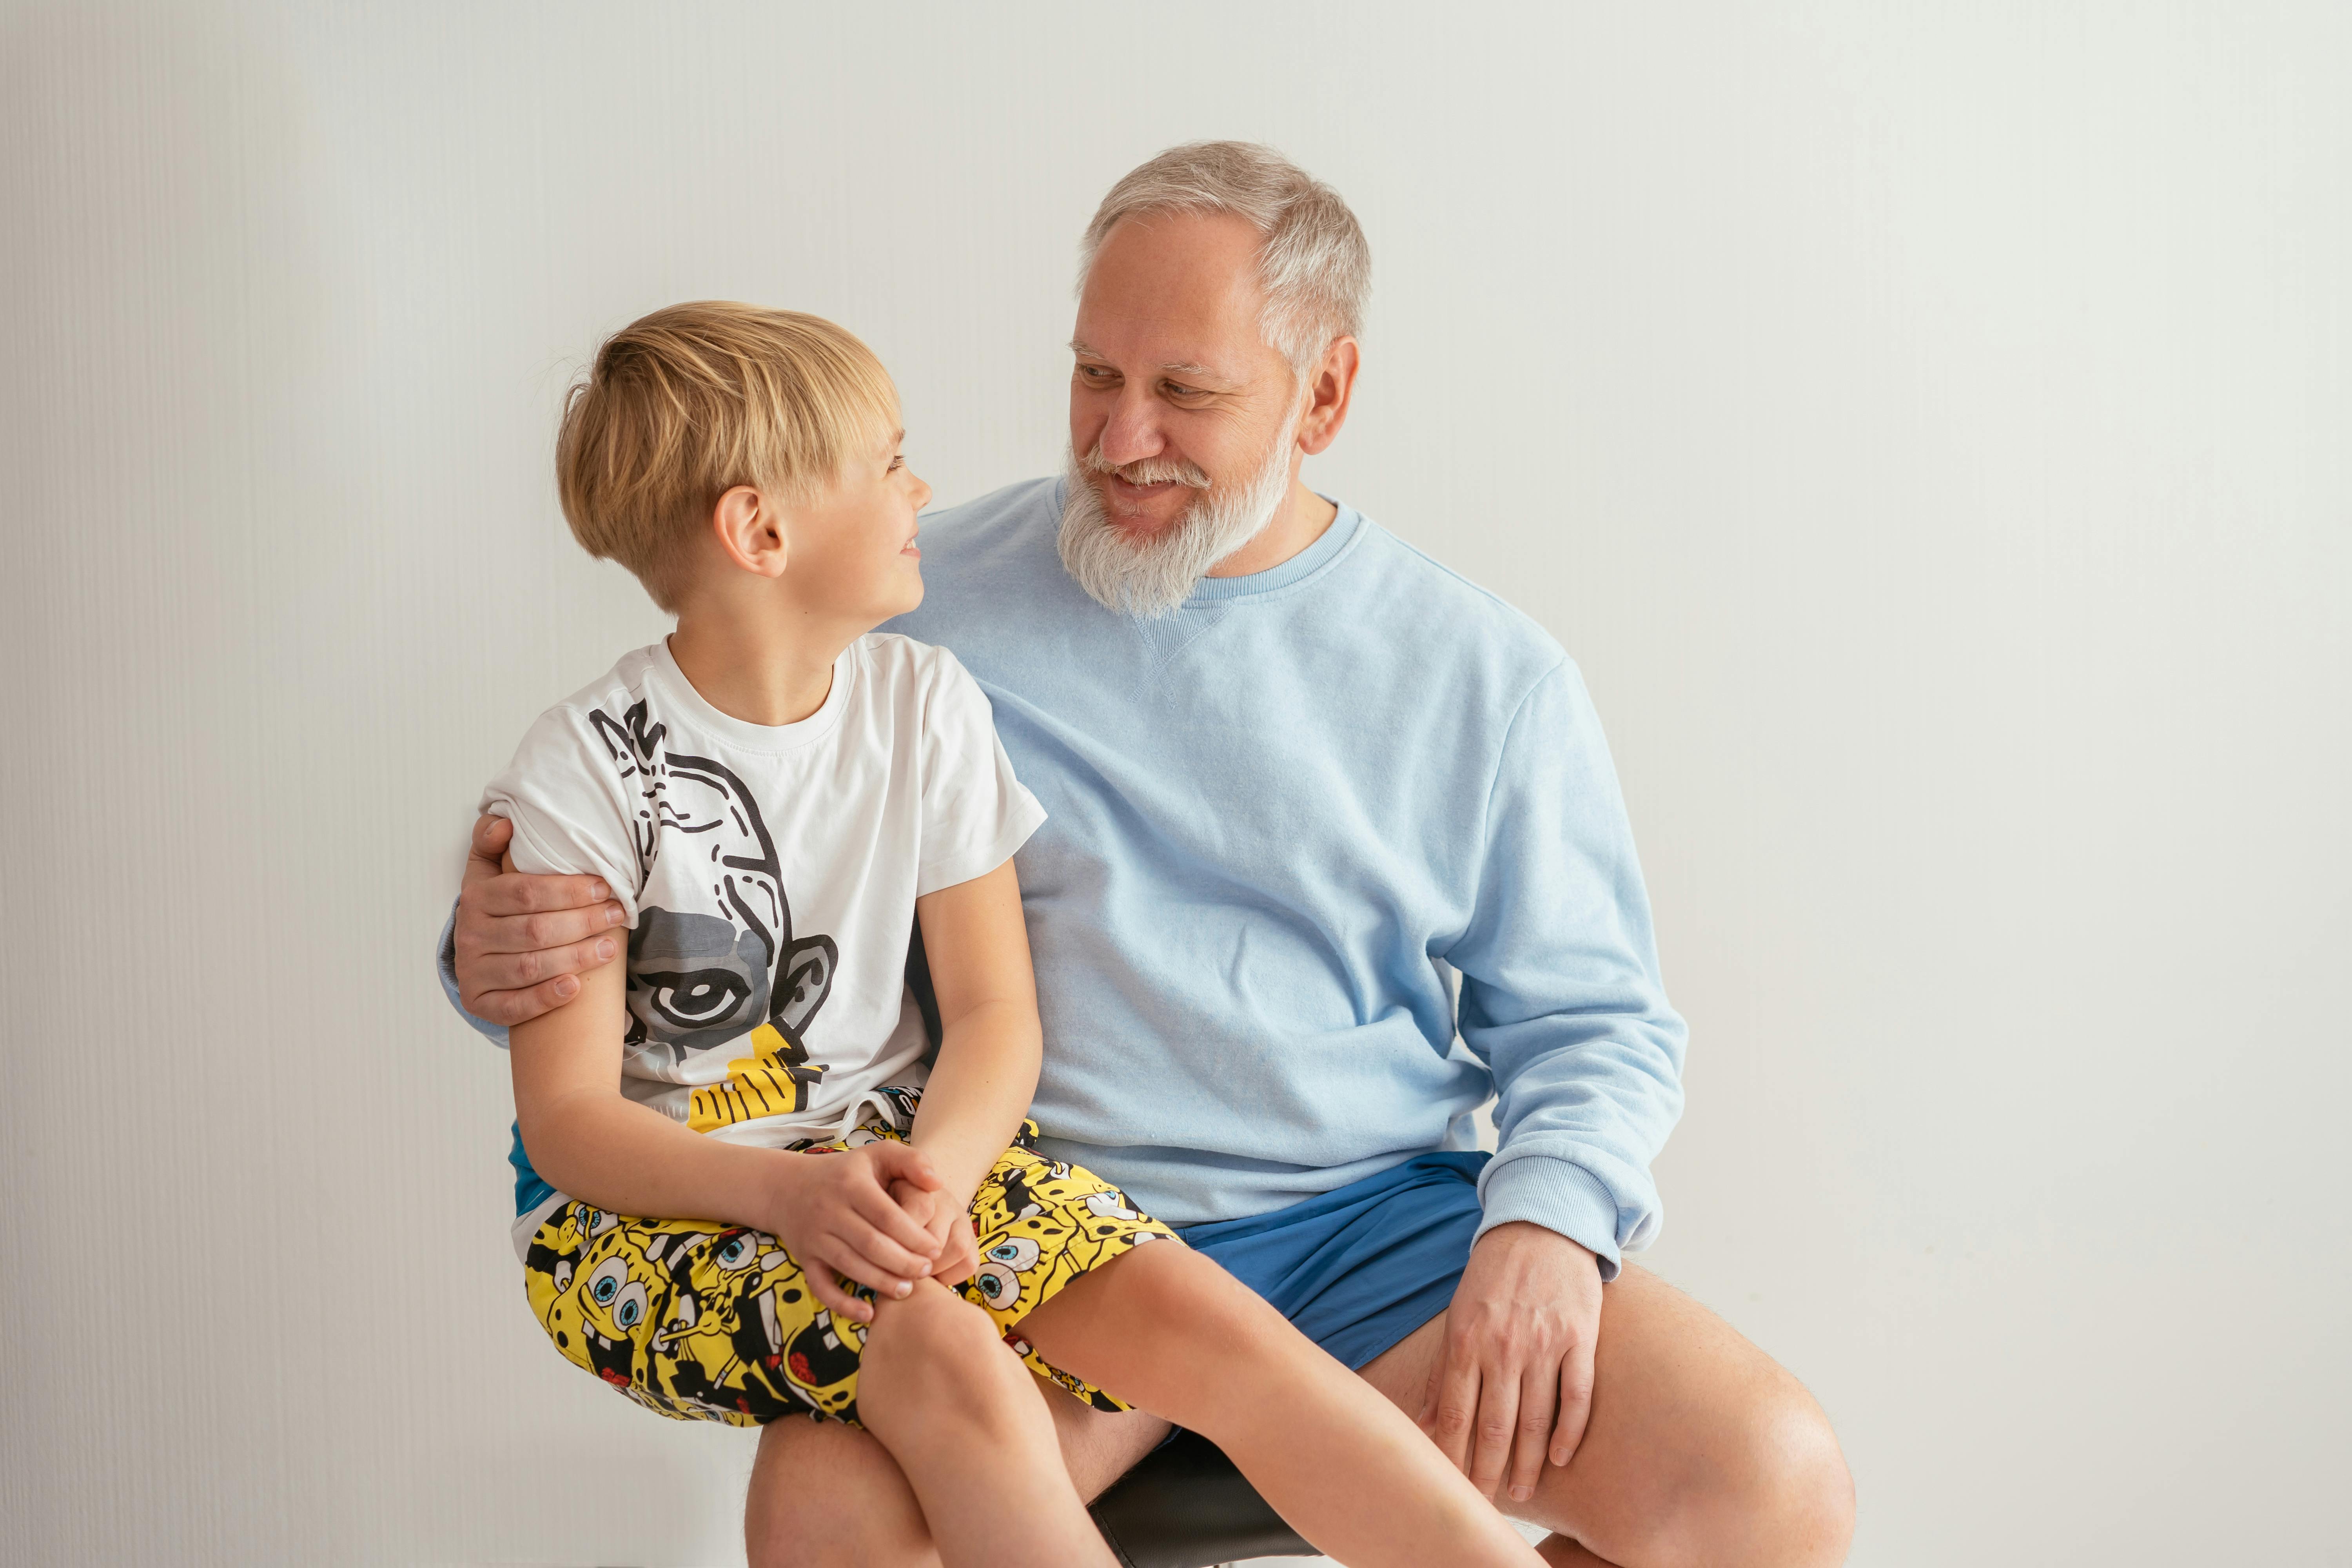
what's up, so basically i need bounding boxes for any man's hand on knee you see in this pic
[453,813,627,1026]
[1418,1221,1604,1504]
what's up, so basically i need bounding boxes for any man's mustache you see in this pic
[1077,444,1212,491]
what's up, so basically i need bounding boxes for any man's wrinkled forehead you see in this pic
[1073,212,1277,373]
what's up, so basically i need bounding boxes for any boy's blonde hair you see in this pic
[555,302,899,610]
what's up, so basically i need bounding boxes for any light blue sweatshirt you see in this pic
[443,477,1686,1276]
[889,479,1684,1275]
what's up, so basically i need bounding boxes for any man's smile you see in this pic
[1103,471,1191,506]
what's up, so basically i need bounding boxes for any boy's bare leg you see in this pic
[1014,1241,1547,1568]
[846,1278,1118,1568]
[744,1372,1164,1567]
[1358,1265,1854,1568]
[748,1261,1851,1568]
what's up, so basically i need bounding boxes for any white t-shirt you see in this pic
[481,634,1044,1244]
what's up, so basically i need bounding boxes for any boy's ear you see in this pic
[711,485,789,578]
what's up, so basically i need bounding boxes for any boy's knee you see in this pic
[868,1278,1007,1370]
[860,1280,1033,1436]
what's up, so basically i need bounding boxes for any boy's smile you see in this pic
[777,421,933,626]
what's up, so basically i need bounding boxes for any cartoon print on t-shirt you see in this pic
[590,698,839,1128]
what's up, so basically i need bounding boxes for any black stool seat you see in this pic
[1088,1430,1319,1567]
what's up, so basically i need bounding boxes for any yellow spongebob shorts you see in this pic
[521,1105,1176,1427]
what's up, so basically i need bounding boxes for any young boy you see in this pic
[485,301,1546,1568]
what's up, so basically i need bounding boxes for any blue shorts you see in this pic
[1179,1151,1490,1371]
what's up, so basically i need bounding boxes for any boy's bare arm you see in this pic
[907,858,1046,1218]
[508,957,945,1322]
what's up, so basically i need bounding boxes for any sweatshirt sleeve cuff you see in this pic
[1474,1152,1626,1280]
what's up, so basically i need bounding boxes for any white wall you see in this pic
[3,4,2345,1564]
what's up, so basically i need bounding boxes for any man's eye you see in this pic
[1163,381,1201,398]
[1078,365,1114,381]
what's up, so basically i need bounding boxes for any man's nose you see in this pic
[1093,385,1166,468]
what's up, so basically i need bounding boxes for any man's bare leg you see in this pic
[744,1364,1165,1567]
[1359,1265,1855,1568]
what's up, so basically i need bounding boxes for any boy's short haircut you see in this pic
[555,302,899,611]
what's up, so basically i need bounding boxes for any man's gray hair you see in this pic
[1078,141,1370,372]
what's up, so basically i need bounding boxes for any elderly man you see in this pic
[446,142,1854,1566]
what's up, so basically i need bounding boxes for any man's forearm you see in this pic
[1455,657,1688,1275]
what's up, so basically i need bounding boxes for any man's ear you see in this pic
[1296,336,1361,457]
[711,485,789,578]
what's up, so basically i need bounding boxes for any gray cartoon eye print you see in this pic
[625,909,772,1059]
[592,701,838,1114]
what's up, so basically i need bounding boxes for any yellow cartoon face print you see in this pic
[521,1107,1179,1428]
[554,1209,680,1394]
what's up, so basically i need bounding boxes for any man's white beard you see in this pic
[1058,407,1301,620]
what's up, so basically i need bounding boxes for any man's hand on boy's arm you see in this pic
[456,814,628,1027]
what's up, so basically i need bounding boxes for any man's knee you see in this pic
[1552,1379,1850,1568]
[1536,1269,1855,1568]
[1677,1377,1854,1568]
[745,1416,933,1568]
[1744,1382,1854,1563]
